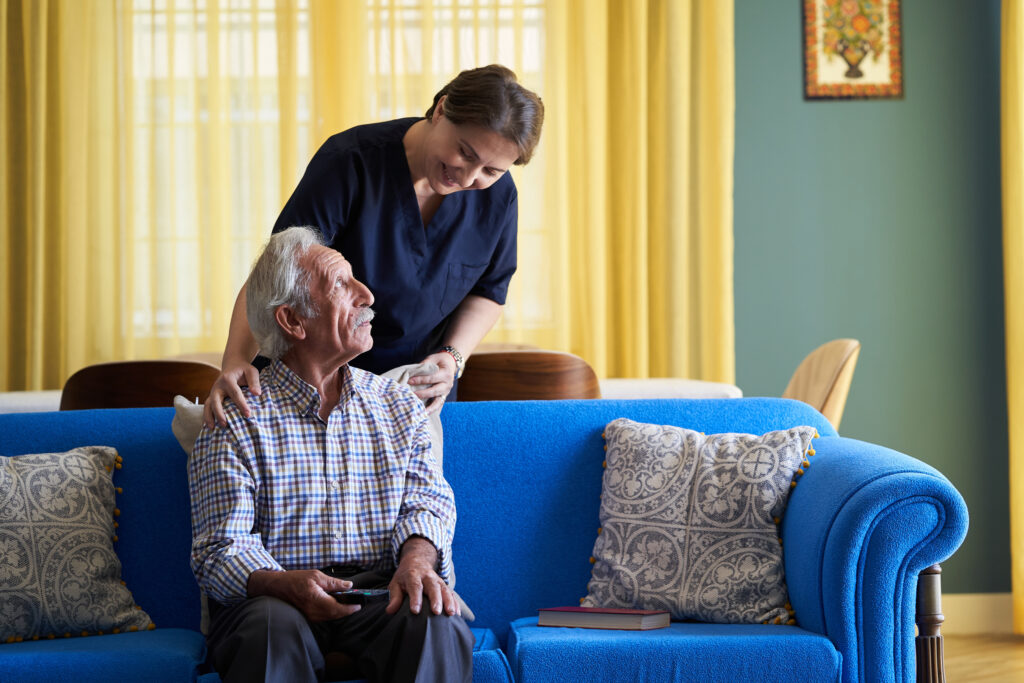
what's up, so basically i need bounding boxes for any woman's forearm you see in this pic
[443,295,503,358]
[203,280,262,426]
[223,280,260,366]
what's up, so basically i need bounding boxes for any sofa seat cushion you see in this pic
[0,628,206,683]
[472,626,500,651]
[470,646,515,683]
[506,617,840,683]
[467,626,515,683]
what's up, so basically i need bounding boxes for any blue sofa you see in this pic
[0,398,968,683]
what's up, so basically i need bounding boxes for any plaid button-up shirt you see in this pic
[188,360,456,604]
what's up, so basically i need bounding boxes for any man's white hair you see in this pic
[246,226,323,360]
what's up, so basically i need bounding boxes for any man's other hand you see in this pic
[387,537,460,617]
[247,569,361,621]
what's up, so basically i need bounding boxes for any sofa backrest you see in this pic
[0,407,198,630]
[439,398,835,644]
[0,397,835,643]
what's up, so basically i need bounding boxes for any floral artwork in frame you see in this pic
[803,0,903,99]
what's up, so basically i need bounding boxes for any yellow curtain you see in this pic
[2,0,119,391]
[2,0,310,391]
[305,0,554,359]
[534,0,735,380]
[1003,0,1024,635]
[1,0,733,391]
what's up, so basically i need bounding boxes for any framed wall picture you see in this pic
[803,0,903,99]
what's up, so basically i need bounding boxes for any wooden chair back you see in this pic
[458,350,601,401]
[60,360,222,410]
[782,338,861,430]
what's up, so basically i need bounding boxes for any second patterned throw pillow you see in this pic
[583,418,817,624]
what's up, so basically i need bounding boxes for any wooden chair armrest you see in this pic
[916,564,946,683]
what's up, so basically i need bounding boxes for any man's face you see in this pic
[296,245,375,364]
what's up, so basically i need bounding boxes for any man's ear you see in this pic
[274,305,308,342]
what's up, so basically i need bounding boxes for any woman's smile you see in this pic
[440,163,460,188]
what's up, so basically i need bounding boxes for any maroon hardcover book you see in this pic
[537,606,670,630]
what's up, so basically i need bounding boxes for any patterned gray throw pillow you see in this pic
[583,418,817,624]
[0,447,153,642]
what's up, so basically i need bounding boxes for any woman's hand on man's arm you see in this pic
[409,352,458,415]
[408,295,503,413]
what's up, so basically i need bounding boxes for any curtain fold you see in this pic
[310,0,366,145]
[535,0,735,381]
[2,0,121,390]
[62,0,122,371]
[2,0,312,390]
[1,0,734,391]
[1002,0,1024,636]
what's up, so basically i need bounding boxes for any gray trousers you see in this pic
[206,582,474,683]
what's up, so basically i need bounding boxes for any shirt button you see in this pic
[330,480,340,490]
[334,532,344,540]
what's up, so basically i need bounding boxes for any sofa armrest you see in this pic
[781,436,968,683]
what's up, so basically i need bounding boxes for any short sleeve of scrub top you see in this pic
[273,118,518,375]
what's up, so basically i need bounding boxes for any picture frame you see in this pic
[803,0,903,100]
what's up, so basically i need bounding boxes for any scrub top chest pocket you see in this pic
[440,262,488,316]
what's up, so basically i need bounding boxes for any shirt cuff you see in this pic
[202,548,284,605]
[392,513,453,584]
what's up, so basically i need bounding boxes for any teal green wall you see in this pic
[735,0,1007,593]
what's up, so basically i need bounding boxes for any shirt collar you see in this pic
[266,358,356,419]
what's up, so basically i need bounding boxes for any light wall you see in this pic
[735,0,1006,593]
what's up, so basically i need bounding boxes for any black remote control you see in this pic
[331,588,390,605]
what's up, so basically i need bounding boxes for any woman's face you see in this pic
[422,98,520,195]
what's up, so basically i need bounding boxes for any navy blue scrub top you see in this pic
[272,118,518,375]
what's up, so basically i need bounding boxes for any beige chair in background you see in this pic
[782,338,861,431]
[60,360,222,410]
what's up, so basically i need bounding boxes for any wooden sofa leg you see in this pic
[915,564,945,683]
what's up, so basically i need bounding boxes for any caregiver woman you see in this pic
[203,64,544,425]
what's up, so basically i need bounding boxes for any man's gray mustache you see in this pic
[354,308,375,328]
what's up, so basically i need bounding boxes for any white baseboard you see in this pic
[940,593,1013,635]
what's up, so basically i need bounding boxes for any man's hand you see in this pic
[247,569,361,622]
[387,537,460,617]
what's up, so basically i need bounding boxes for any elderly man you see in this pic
[188,226,472,683]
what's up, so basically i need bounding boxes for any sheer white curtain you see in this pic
[126,0,547,359]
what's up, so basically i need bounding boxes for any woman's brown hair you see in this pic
[425,64,544,165]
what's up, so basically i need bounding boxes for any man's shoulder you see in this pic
[193,380,308,460]
[193,396,251,457]
[206,376,295,430]
[350,367,423,416]
[351,366,416,398]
